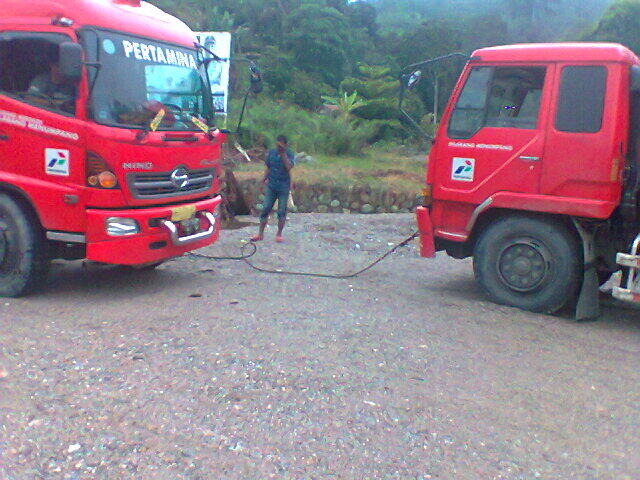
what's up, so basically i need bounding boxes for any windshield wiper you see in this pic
[135,104,171,141]
[194,42,227,63]
[135,102,217,141]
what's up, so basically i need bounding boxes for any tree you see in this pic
[583,0,640,53]
[284,4,352,87]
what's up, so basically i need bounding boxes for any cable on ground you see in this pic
[187,231,419,279]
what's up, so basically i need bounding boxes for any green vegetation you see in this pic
[234,146,426,192]
[146,0,630,159]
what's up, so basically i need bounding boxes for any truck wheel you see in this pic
[0,194,49,296]
[473,216,581,314]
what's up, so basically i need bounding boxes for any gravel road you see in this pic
[1,213,639,480]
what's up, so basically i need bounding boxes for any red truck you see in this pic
[0,0,254,296]
[404,43,640,318]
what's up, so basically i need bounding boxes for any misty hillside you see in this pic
[149,0,640,155]
[370,0,615,41]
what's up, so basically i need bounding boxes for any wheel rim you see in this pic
[497,238,551,292]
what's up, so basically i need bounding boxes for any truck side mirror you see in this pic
[59,42,83,84]
[632,66,640,92]
[249,64,263,94]
[406,70,422,89]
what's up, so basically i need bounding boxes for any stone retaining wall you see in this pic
[236,179,423,215]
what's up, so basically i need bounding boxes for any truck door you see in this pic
[0,31,86,232]
[437,64,553,205]
[541,64,621,207]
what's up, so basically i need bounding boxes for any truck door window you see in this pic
[448,66,546,139]
[0,33,77,115]
[448,67,492,139]
[555,66,606,133]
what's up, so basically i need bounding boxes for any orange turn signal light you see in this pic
[98,171,118,189]
[422,185,433,207]
[86,152,118,189]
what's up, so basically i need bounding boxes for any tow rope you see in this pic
[187,231,419,279]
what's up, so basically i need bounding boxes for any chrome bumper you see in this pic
[160,211,216,246]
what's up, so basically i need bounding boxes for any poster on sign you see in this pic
[194,32,231,114]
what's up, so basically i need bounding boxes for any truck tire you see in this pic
[473,215,582,314]
[0,194,49,296]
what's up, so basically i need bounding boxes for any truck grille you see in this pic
[127,168,215,199]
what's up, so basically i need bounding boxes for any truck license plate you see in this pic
[171,205,196,222]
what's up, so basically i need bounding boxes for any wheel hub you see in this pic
[497,240,550,292]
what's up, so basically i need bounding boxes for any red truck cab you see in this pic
[414,43,640,317]
[0,0,231,295]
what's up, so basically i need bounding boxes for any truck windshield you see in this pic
[80,30,211,131]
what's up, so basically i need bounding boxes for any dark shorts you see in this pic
[260,184,290,221]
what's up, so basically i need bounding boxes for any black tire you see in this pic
[473,215,582,314]
[0,194,49,296]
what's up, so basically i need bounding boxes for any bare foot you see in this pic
[275,235,284,243]
[251,234,264,242]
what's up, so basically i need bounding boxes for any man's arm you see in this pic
[280,149,294,172]
[262,153,270,185]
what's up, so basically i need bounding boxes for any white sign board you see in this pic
[195,32,231,114]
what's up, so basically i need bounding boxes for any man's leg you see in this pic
[275,188,289,242]
[252,186,276,241]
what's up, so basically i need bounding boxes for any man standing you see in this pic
[252,135,295,243]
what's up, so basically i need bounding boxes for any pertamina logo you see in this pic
[45,149,70,177]
[451,157,475,182]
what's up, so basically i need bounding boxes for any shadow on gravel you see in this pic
[426,276,486,302]
[421,273,640,330]
[40,261,201,299]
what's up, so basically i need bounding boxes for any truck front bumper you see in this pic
[612,251,640,304]
[84,196,222,265]
[416,206,436,258]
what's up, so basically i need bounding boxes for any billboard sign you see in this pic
[195,32,231,114]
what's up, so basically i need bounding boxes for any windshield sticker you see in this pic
[149,109,166,132]
[448,141,513,151]
[0,110,79,141]
[121,40,198,70]
[45,149,70,177]
[452,157,475,182]
[190,116,210,134]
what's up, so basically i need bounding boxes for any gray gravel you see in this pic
[1,213,639,480]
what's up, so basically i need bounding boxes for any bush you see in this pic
[282,71,334,110]
[235,98,378,156]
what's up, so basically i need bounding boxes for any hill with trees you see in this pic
[148,0,629,154]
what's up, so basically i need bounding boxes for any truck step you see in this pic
[616,253,640,269]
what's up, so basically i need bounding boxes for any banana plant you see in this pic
[322,90,368,125]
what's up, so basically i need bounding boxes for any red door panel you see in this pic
[541,63,626,211]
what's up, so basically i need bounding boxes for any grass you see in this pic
[234,146,428,193]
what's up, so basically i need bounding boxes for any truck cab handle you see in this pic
[0,133,9,142]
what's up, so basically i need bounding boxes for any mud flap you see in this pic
[573,220,600,320]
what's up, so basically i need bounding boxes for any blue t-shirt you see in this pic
[266,148,294,189]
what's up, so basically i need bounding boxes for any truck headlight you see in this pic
[106,217,140,236]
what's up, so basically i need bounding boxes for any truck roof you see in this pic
[474,42,639,64]
[2,0,195,48]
